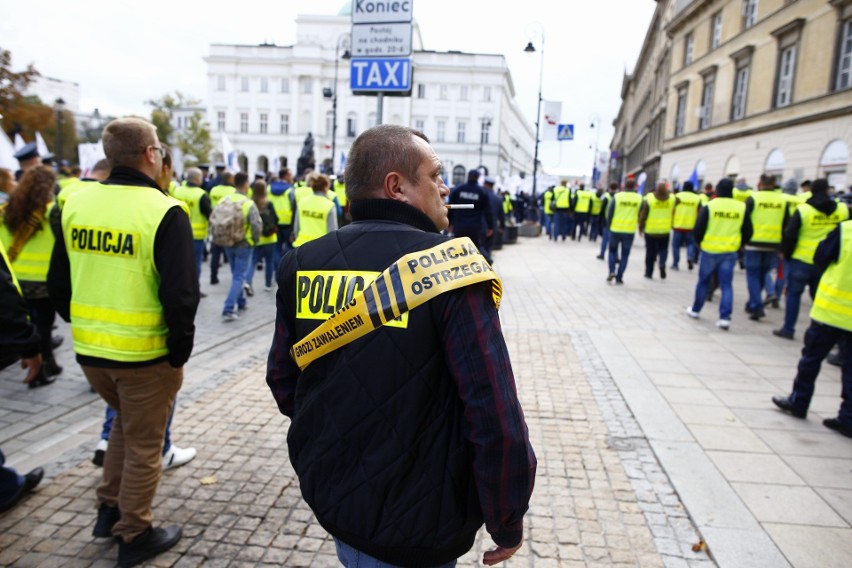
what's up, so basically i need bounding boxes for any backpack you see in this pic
[260,202,278,237]
[209,196,246,247]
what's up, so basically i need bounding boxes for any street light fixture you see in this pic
[524,27,544,213]
[54,97,66,163]
[324,34,350,176]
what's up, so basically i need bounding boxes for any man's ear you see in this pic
[382,172,405,201]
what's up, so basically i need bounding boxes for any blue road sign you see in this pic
[350,58,412,92]
[557,124,575,141]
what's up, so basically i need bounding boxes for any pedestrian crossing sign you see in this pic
[557,124,575,141]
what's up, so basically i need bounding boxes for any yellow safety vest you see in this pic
[610,192,643,234]
[0,203,56,282]
[209,184,236,208]
[699,193,711,206]
[167,180,177,197]
[701,198,746,254]
[601,193,613,218]
[810,220,852,331]
[62,184,186,362]
[553,186,571,209]
[58,175,77,190]
[797,191,812,204]
[269,188,294,225]
[590,193,603,215]
[295,185,313,204]
[643,194,674,235]
[503,194,513,214]
[333,181,347,209]
[0,239,22,294]
[792,202,850,264]
[749,191,787,245]
[543,191,554,215]
[574,190,593,213]
[673,192,700,230]
[173,184,209,240]
[732,188,753,203]
[293,193,333,247]
[57,179,96,210]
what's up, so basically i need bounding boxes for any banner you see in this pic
[35,132,50,157]
[0,130,17,170]
[77,141,106,177]
[13,134,25,151]
[220,131,240,173]
[542,101,562,140]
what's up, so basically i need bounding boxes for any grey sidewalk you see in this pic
[0,232,849,567]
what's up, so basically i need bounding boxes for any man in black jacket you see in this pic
[267,125,535,567]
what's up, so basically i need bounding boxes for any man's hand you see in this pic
[486,229,494,238]
[482,539,522,566]
[21,355,43,384]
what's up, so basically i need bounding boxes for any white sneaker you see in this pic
[162,445,197,470]
[716,319,731,330]
[264,285,273,292]
[686,307,700,319]
[222,312,239,322]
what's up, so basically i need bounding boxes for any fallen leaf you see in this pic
[200,476,218,485]
[691,540,707,553]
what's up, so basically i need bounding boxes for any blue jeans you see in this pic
[102,404,174,455]
[542,214,553,239]
[553,210,570,240]
[691,252,737,320]
[671,230,695,268]
[644,235,669,277]
[334,539,456,568]
[774,256,786,298]
[0,449,24,510]
[608,232,634,280]
[589,216,600,242]
[193,240,205,280]
[573,212,589,240]
[744,250,777,312]
[781,259,821,335]
[788,322,852,425]
[247,243,277,288]
[599,226,610,257]
[223,246,252,314]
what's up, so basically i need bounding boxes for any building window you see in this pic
[775,45,796,107]
[260,77,268,93]
[674,85,688,137]
[711,12,723,50]
[281,78,290,93]
[835,19,852,91]
[301,77,312,94]
[684,32,694,66]
[217,111,225,132]
[415,119,425,132]
[732,66,750,120]
[217,75,226,91]
[241,77,249,92]
[457,121,466,143]
[483,86,492,101]
[439,85,448,100]
[743,0,758,30]
[417,84,426,98]
[280,114,289,134]
[699,73,715,130]
[480,120,491,145]
[259,113,268,134]
[436,120,446,142]
[240,112,248,133]
[460,85,468,101]
[452,165,465,186]
[347,114,357,138]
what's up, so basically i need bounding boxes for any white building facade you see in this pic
[204,11,535,190]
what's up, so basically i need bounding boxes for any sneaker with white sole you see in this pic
[93,439,108,467]
[716,319,731,330]
[222,312,240,322]
[162,445,197,471]
[686,307,700,319]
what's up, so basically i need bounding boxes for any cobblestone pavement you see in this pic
[1,229,849,567]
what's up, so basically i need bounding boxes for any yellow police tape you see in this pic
[290,237,502,370]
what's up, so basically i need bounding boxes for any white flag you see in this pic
[13,134,25,151]
[0,130,17,170]
[220,131,240,173]
[542,101,562,140]
[35,132,50,157]
[271,148,280,175]
[77,141,106,177]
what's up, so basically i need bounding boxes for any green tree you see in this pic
[146,91,200,145]
[176,110,213,168]
[0,49,39,120]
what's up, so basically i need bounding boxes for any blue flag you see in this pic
[687,167,699,189]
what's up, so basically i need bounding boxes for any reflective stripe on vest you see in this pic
[293,194,333,247]
[610,192,643,233]
[749,191,787,245]
[644,194,674,235]
[173,185,208,239]
[810,221,852,331]
[575,190,593,213]
[792,202,850,264]
[673,192,700,230]
[0,203,56,282]
[269,189,294,225]
[700,198,746,253]
[62,184,182,362]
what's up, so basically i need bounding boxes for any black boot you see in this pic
[118,526,182,568]
[43,351,62,377]
[28,369,56,389]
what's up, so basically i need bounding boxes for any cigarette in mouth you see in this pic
[445,204,475,209]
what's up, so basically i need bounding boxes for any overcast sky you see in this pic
[1,0,656,175]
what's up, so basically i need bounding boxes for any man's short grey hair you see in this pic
[186,167,203,184]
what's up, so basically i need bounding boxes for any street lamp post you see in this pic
[524,28,544,213]
[589,114,601,187]
[55,98,66,164]
[324,35,350,176]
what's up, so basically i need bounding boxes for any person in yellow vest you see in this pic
[686,179,753,330]
[772,218,852,438]
[332,174,349,226]
[700,182,714,205]
[773,178,850,339]
[732,177,753,204]
[606,178,643,284]
[246,180,279,293]
[588,187,603,243]
[0,165,62,387]
[173,167,212,288]
[671,181,701,271]
[797,179,813,205]
[220,172,262,321]
[743,174,789,321]
[207,172,236,285]
[46,117,198,566]
[638,181,674,279]
[540,185,555,239]
[597,182,618,259]
[292,173,338,247]
[49,158,112,238]
[571,183,594,241]
[551,180,572,242]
